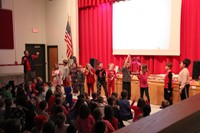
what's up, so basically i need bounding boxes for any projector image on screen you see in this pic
[113,0,181,56]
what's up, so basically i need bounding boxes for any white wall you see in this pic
[0,0,46,74]
[45,0,79,63]
[0,0,79,81]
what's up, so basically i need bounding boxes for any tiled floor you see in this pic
[123,103,161,126]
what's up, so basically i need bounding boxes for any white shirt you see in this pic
[178,68,190,89]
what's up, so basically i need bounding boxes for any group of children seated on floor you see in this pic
[0,78,155,133]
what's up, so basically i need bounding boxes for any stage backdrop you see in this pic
[78,0,200,74]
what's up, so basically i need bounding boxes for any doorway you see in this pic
[25,44,46,82]
[47,46,58,82]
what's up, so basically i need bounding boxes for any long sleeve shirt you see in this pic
[138,72,148,88]
[178,68,190,90]
[164,71,173,89]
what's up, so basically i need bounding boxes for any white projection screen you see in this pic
[113,0,181,55]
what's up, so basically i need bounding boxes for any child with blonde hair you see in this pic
[85,63,95,96]
[107,63,116,97]
[52,63,62,86]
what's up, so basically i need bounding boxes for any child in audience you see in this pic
[75,104,95,133]
[107,63,116,97]
[35,77,44,93]
[178,58,191,100]
[37,100,50,121]
[46,81,53,102]
[160,100,170,109]
[93,120,107,133]
[122,54,132,100]
[52,63,62,86]
[90,92,98,103]
[107,97,124,128]
[2,84,13,99]
[36,86,46,101]
[118,90,132,121]
[30,78,38,96]
[32,115,47,132]
[77,65,85,94]
[138,64,150,103]
[104,105,118,130]
[54,85,63,96]
[92,107,115,133]
[95,62,108,97]
[143,104,151,117]
[85,63,95,96]
[70,62,79,94]
[55,113,69,133]
[130,98,146,122]
[164,62,173,105]
[65,86,74,108]
[42,120,56,133]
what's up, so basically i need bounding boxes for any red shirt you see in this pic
[25,55,37,71]
[103,120,115,133]
[85,68,95,84]
[138,72,148,88]
[164,71,173,89]
[47,95,56,114]
[130,106,143,122]
[107,70,116,83]
[75,115,95,133]
[103,117,118,130]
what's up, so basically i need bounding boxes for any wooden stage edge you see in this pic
[114,93,200,133]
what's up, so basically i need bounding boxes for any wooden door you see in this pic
[47,46,58,82]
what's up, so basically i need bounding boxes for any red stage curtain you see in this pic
[78,0,200,74]
[78,0,125,8]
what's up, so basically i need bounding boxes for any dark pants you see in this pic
[180,84,190,100]
[24,71,36,84]
[78,83,84,94]
[87,83,94,96]
[97,81,108,97]
[122,82,131,100]
[140,87,150,103]
[164,88,173,105]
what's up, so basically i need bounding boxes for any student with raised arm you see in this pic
[122,54,132,99]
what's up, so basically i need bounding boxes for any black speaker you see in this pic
[192,60,200,80]
[89,58,98,69]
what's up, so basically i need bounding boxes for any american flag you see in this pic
[64,20,73,59]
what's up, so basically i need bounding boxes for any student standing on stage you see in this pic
[77,65,85,94]
[138,64,150,103]
[164,62,173,105]
[62,59,70,87]
[122,54,131,100]
[107,63,116,97]
[52,63,62,86]
[85,63,95,96]
[70,62,79,95]
[178,58,191,100]
[95,62,108,97]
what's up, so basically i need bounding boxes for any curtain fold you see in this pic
[78,0,125,8]
[79,0,200,74]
